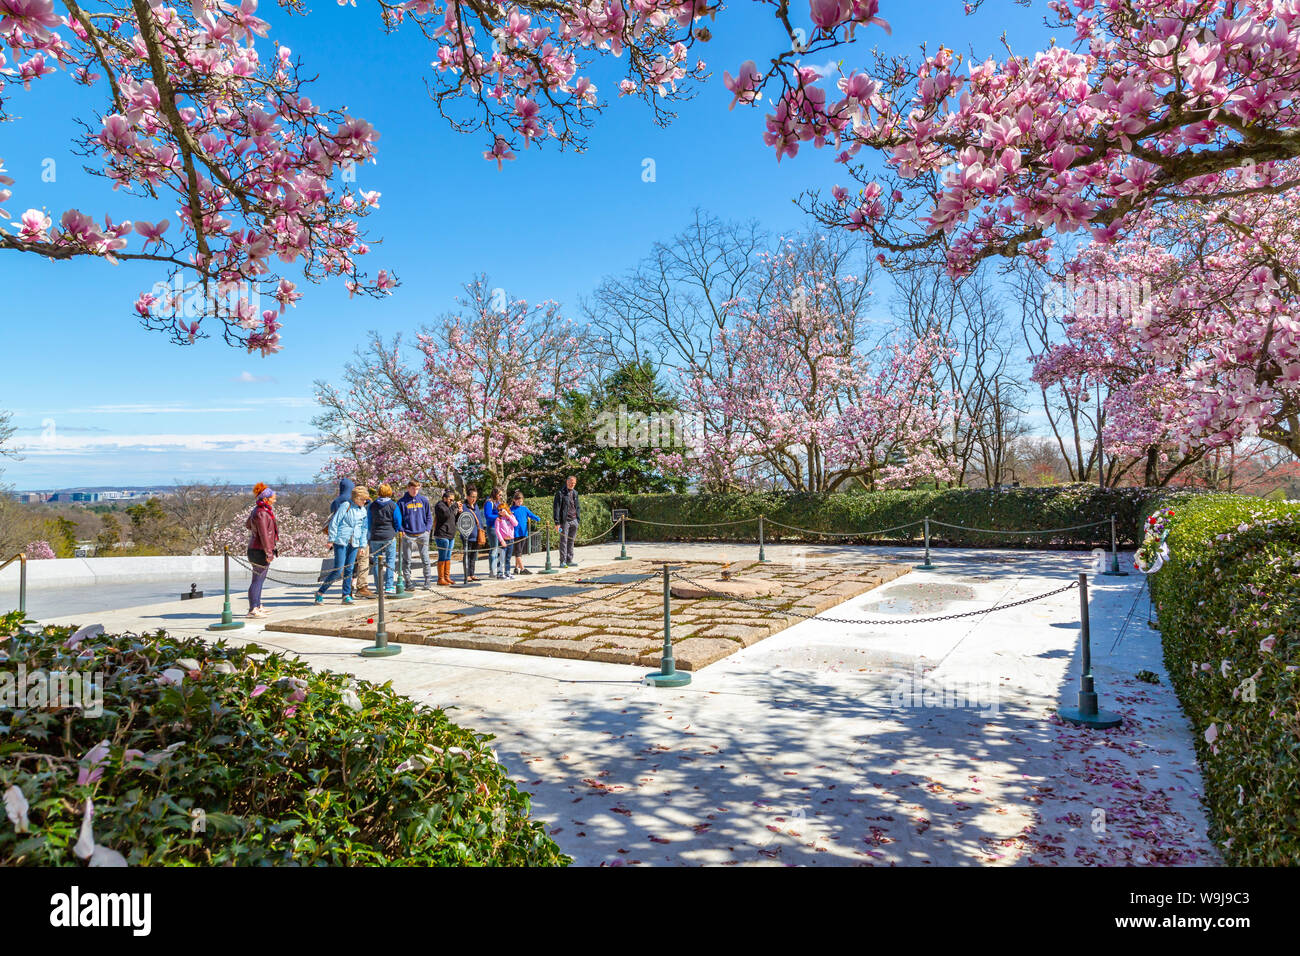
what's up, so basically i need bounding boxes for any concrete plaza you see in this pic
[40,540,1219,866]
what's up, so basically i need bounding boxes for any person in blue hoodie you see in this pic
[328,478,355,517]
[509,491,542,576]
[482,487,501,578]
[398,480,433,590]
[325,481,361,595]
[316,486,369,604]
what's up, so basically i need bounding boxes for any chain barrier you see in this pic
[624,516,758,528]
[229,552,334,588]
[619,514,1112,539]
[236,544,1082,628]
[574,521,619,544]
[666,568,1081,626]
[927,518,1111,535]
[763,517,924,538]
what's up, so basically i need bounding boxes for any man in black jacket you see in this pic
[553,475,580,568]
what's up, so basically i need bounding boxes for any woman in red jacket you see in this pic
[246,486,280,618]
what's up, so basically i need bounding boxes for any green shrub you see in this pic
[520,492,614,550]
[1140,493,1300,865]
[0,614,569,866]
[608,484,1155,548]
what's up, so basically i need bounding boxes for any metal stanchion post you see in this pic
[460,536,480,587]
[915,517,934,569]
[1103,514,1129,576]
[1058,572,1122,728]
[757,514,768,563]
[645,565,690,687]
[208,546,245,631]
[18,553,26,618]
[615,512,631,560]
[361,555,401,657]
[542,523,557,574]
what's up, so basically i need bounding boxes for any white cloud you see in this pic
[14,432,315,456]
[61,398,311,414]
[235,371,277,384]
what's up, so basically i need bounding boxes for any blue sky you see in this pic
[2,0,1052,489]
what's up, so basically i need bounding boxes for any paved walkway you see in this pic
[40,541,1219,866]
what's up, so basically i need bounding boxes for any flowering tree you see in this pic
[668,238,955,490]
[201,504,326,557]
[23,539,55,560]
[767,1,1300,278]
[0,0,397,351]
[14,0,1300,431]
[1034,163,1300,468]
[312,276,587,490]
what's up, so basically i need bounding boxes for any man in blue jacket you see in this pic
[398,480,433,590]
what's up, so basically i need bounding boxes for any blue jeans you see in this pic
[496,540,512,575]
[370,538,397,591]
[317,543,358,598]
[435,537,454,561]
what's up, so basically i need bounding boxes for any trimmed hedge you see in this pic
[607,485,1155,549]
[1140,494,1300,865]
[0,615,570,866]
[520,493,614,550]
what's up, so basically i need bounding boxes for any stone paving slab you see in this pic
[265,558,910,670]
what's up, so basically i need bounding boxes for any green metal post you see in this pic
[208,546,245,631]
[615,514,631,560]
[1058,572,1122,728]
[757,514,768,563]
[1102,514,1129,576]
[541,522,558,573]
[18,554,26,618]
[915,517,934,570]
[361,555,401,657]
[645,565,690,687]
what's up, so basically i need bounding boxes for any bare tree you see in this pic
[164,482,245,555]
[892,264,1028,486]
[1010,259,1103,484]
[582,209,771,392]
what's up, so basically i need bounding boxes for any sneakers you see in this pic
[314,593,326,605]
[246,607,267,619]
[342,596,354,605]
[384,588,397,596]
[518,567,533,575]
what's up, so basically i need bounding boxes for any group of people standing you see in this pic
[238,476,584,615]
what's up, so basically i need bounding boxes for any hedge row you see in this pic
[0,615,569,866]
[1140,493,1300,865]
[520,494,615,549]
[600,485,1157,549]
